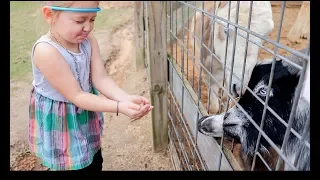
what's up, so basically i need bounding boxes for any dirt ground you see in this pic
[10,2,173,171]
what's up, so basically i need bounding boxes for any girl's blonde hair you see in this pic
[43,1,100,17]
[43,1,75,18]
[35,1,100,37]
[44,1,75,6]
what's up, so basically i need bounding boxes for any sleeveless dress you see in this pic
[28,35,104,170]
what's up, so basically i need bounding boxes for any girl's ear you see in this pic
[42,6,55,25]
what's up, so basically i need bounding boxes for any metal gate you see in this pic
[140,1,310,171]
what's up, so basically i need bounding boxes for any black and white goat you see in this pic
[197,51,310,171]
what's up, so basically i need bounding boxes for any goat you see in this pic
[189,1,274,114]
[197,50,310,171]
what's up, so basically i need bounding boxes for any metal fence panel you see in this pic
[143,1,310,171]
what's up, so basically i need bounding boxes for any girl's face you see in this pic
[48,1,99,44]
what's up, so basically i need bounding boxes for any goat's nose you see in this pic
[198,116,209,127]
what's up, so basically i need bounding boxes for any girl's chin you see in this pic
[73,38,86,43]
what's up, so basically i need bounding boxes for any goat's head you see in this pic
[198,60,300,157]
[212,1,274,97]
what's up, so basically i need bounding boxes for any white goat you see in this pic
[189,1,274,114]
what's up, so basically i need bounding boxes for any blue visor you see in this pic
[49,6,101,12]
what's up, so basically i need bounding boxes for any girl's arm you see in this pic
[33,42,141,113]
[88,34,134,102]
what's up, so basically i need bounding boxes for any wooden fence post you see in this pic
[147,1,169,153]
[134,1,145,70]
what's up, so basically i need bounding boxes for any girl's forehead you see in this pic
[59,1,99,18]
[63,12,97,19]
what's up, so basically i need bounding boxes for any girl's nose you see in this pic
[83,22,92,32]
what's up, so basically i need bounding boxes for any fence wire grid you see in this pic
[143,1,310,171]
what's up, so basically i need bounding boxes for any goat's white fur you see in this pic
[189,1,274,114]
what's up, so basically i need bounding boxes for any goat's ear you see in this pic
[277,71,300,93]
[217,1,228,9]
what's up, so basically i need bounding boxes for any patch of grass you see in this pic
[10,1,44,81]
[10,1,133,81]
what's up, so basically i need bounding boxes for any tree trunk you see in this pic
[287,1,310,43]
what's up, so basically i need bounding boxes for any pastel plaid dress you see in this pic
[28,35,104,170]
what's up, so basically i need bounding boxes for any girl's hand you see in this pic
[127,95,152,119]
[131,105,153,121]
[127,95,150,106]
[118,101,153,120]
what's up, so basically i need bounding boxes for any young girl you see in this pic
[29,1,153,171]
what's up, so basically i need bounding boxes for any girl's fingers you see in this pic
[139,107,152,117]
[141,96,150,105]
[132,106,153,120]
[129,104,153,121]
[134,95,146,105]
[135,105,150,116]
[129,105,148,118]
[131,95,150,105]
[142,106,153,116]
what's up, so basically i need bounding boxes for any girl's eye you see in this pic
[75,21,84,24]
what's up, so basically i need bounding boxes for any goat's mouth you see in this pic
[198,126,223,137]
[223,124,241,141]
[223,123,238,128]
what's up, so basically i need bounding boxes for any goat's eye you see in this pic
[259,87,267,96]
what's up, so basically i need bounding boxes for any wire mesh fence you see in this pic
[143,1,310,171]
